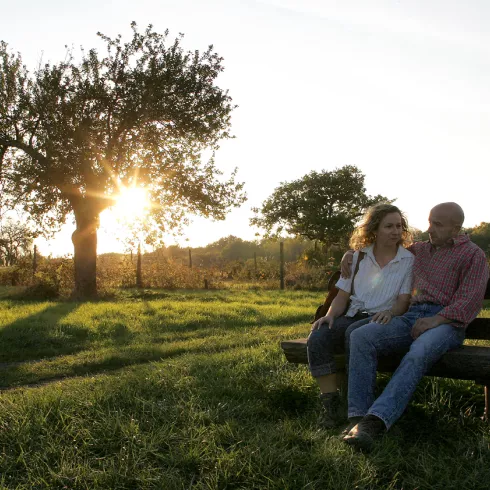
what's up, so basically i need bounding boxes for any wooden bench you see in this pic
[281,285,490,420]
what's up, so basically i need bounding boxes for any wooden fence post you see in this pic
[280,241,285,290]
[136,244,143,288]
[32,244,37,276]
[188,248,193,269]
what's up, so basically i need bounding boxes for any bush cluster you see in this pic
[0,252,340,298]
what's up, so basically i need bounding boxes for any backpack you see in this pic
[312,251,366,322]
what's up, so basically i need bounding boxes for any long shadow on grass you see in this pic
[0,302,85,363]
[129,290,236,303]
[0,299,309,388]
[0,336,269,390]
[181,351,315,422]
[144,302,309,335]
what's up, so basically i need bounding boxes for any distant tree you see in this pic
[466,222,490,256]
[164,245,185,258]
[221,238,258,260]
[411,227,429,242]
[0,23,245,298]
[259,237,312,261]
[0,217,36,266]
[251,166,391,249]
[206,235,242,251]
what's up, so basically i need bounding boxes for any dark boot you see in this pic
[342,414,386,451]
[318,392,347,428]
[340,416,363,437]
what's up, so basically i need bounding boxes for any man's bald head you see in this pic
[428,202,465,247]
[431,202,465,228]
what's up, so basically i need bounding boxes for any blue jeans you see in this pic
[307,314,373,377]
[347,304,466,429]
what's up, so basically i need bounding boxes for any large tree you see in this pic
[0,23,245,298]
[251,165,390,249]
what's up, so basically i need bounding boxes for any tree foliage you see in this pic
[220,238,259,260]
[412,228,429,242]
[251,165,391,248]
[154,235,314,266]
[466,222,490,256]
[0,216,36,266]
[0,23,245,297]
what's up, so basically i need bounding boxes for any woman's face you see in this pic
[375,212,403,247]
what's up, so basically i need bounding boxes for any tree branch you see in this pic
[28,118,41,146]
[0,146,6,177]
[0,132,66,191]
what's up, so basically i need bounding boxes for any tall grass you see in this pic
[0,290,489,488]
[0,253,336,299]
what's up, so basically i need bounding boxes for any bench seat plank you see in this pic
[280,339,490,382]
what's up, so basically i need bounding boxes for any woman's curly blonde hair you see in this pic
[349,203,412,250]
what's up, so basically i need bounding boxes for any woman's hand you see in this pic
[311,314,335,331]
[372,310,393,324]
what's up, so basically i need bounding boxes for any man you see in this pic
[340,202,489,451]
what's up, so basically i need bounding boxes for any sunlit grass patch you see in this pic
[0,290,489,488]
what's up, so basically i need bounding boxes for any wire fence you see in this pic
[0,243,338,298]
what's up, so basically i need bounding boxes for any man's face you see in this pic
[427,207,459,247]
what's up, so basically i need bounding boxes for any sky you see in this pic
[2,0,490,255]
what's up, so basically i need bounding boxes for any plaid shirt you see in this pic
[408,235,489,327]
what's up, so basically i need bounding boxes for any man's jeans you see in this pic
[348,304,466,429]
[307,314,372,377]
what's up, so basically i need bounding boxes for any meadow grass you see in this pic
[0,289,489,489]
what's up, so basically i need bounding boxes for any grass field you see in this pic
[0,287,489,489]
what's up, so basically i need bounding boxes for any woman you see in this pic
[307,203,414,428]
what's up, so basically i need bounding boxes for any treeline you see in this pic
[148,236,336,267]
[147,224,490,266]
[412,223,490,255]
[2,221,490,273]
[464,222,490,255]
[1,226,490,299]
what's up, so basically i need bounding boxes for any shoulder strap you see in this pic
[350,251,365,296]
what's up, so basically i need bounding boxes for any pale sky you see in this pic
[2,0,490,255]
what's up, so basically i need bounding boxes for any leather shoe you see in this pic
[342,414,386,451]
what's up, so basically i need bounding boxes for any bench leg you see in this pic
[475,380,490,421]
[485,385,489,422]
[336,372,347,395]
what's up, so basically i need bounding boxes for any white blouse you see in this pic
[335,245,414,317]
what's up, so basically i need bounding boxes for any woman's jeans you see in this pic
[307,313,373,378]
[347,303,466,429]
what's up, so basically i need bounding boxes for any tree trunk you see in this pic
[72,211,98,300]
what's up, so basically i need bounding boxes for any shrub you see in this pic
[0,251,339,297]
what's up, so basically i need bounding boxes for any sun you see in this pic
[112,186,149,221]
[97,186,159,253]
